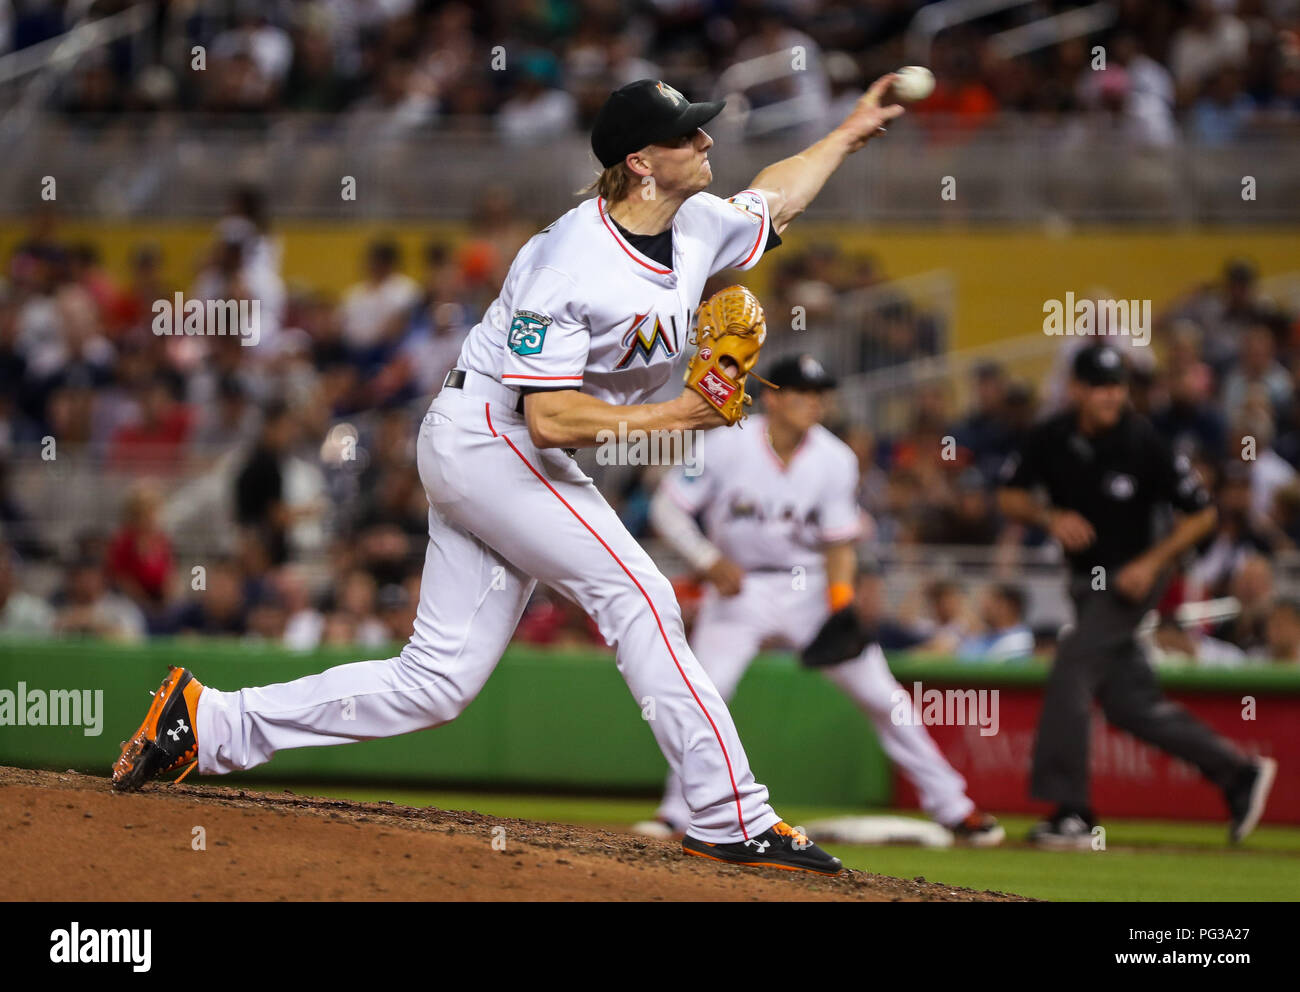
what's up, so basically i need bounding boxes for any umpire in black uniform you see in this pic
[998,344,1277,847]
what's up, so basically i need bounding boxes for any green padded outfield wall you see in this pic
[0,640,893,805]
[4,640,1297,807]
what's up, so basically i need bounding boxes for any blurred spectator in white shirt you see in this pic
[278,565,326,651]
[54,557,146,642]
[1222,324,1294,418]
[958,584,1035,662]
[1077,35,1178,148]
[0,545,54,637]
[346,58,437,140]
[1255,599,1300,665]
[191,224,286,359]
[212,7,293,91]
[1150,616,1247,668]
[338,239,421,360]
[1169,0,1249,102]
[1122,36,1179,148]
[1230,406,1298,520]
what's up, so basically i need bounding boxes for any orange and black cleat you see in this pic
[682,820,843,876]
[112,667,205,792]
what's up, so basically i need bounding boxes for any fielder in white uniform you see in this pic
[641,355,1004,845]
[114,76,906,875]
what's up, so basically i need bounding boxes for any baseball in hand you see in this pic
[892,66,935,102]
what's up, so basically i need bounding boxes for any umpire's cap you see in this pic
[1071,343,1127,386]
[591,80,725,168]
[764,354,838,391]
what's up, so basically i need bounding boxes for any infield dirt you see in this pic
[1,766,1030,901]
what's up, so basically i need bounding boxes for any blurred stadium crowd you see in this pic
[2,0,1298,663]
[1,191,1298,666]
[4,0,1297,145]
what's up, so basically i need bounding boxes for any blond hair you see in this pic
[579,163,635,203]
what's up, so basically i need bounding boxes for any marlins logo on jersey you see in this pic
[615,312,680,369]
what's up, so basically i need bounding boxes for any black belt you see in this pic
[445,369,525,414]
[444,369,575,457]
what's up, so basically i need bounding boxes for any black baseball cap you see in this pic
[1071,344,1127,386]
[591,80,725,169]
[765,354,838,391]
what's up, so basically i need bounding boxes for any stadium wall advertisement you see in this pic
[894,684,1299,825]
[1,641,1295,823]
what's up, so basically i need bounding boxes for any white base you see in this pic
[803,814,955,848]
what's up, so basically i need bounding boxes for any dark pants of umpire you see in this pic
[1029,574,1249,811]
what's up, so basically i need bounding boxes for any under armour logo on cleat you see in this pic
[166,718,189,742]
[744,839,771,853]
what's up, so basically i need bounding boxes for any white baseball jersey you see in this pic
[457,190,772,407]
[660,415,864,573]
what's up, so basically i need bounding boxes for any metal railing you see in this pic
[1,114,1297,223]
[835,331,1060,436]
[905,0,1033,65]
[0,4,152,87]
[989,3,1116,59]
[711,48,833,139]
[762,269,956,391]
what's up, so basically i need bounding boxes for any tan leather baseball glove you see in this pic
[685,284,772,425]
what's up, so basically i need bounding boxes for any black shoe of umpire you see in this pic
[1028,809,1096,850]
[1225,757,1277,843]
[682,821,843,875]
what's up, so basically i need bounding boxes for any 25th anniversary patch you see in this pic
[509,310,553,356]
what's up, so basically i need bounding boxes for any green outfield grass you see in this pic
[238,781,1300,901]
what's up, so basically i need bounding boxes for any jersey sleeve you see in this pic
[707,189,772,274]
[819,449,864,543]
[500,265,588,390]
[1150,431,1212,513]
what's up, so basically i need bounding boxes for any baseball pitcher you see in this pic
[112,76,905,876]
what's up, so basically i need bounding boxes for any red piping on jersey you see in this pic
[502,373,584,382]
[596,197,673,275]
[733,189,767,268]
[484,401,750,839]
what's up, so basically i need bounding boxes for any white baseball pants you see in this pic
[656,573,974,829]
[197,376,779,843]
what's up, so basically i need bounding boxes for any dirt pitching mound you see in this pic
[1,766,1029,902]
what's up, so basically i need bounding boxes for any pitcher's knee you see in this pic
[643,570,682,613]
[398,633,438,673]
[397,639,482,715]
[597,571,685,636]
